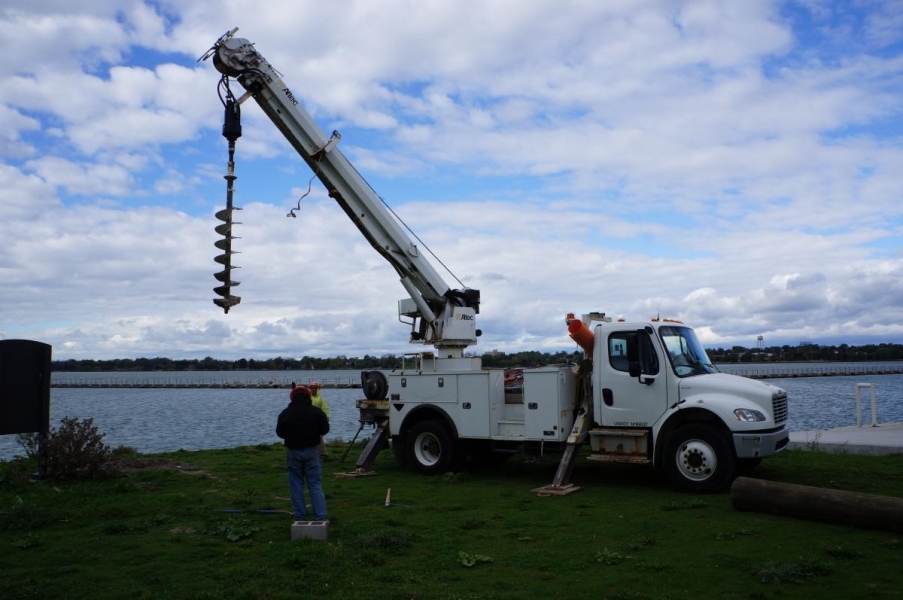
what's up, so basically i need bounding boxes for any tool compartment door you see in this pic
[523,367,574,441]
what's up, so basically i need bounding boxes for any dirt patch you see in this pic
[169,526,197,534]
[114,457,215,478]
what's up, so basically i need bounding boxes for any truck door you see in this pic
[595,328,669,428]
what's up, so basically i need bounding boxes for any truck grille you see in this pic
[772,393,788,425]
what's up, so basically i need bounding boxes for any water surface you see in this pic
[2,369,901,460]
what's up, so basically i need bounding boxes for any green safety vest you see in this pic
[311,392,329,419]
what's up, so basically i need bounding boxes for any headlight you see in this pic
[733,408,766,422]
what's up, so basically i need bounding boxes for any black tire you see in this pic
[406,420,455,475]
[663,424,736,493]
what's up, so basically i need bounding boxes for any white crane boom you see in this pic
[203,29,481,355]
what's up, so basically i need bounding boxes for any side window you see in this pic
[608,334,630,372]
[608,331,660,375]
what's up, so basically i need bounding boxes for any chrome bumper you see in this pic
[733,425,790,458]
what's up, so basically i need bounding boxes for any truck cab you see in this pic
[587,318,790,492]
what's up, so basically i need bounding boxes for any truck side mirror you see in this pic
[626,330,655,384]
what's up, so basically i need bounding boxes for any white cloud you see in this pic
[0,163,62,220]
[1,0,903,359]
[23,156,135,196]
[0,13,126,76]
[0,105,40,159]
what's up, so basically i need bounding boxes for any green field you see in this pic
[2,444,901,599]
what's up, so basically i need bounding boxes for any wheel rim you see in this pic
[413,431,441,467]
[676,438,717,482]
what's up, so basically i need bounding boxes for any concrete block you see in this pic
[291,520,329,541]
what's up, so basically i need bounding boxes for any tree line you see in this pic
[709,342,903,363]
[50,342,903,372]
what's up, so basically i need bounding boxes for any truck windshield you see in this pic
[659,325,718,378]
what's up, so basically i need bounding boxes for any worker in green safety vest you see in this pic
[309,382,330,460]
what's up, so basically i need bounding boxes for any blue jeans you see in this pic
[286,446,327,521]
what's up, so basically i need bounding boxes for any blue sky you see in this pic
[1,0,902,360]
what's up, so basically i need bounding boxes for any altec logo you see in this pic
[281,86,299,106]
[455,313,475,321]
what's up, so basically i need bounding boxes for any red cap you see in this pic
[290,385,311,401]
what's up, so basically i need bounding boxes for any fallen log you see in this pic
[731,476,903,533]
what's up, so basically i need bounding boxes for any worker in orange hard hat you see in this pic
[308,382,330,460]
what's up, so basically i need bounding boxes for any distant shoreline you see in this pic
[51,379,361,389]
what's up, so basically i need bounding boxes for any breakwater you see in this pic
[722,364,903,379]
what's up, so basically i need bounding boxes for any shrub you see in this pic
[34,417,116,481]
[16,432,40,459]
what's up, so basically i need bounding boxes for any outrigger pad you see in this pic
[531,484,582,496]
[334,470,378,479]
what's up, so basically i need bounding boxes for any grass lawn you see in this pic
[1,443,901,599]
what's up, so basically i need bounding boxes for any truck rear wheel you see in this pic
[663,424,736,493]
[407,420,455,475]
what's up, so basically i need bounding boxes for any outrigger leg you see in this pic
[339,422,366,463]
[336,418,390,478]
[532,359,594,496]
[337,396,391,478]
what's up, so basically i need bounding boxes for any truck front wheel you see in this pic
[663,424,736,493]
[407,420,455,475]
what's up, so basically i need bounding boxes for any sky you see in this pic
[1,0,902,361]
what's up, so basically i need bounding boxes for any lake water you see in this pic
[2,366,901,461]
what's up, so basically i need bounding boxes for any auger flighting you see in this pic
[213,78,243,313]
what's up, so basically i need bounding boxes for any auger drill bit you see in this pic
[213,93,243,313]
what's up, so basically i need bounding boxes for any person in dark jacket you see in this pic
[276,384,330,521]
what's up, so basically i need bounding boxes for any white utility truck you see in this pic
[202,30,790,494]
